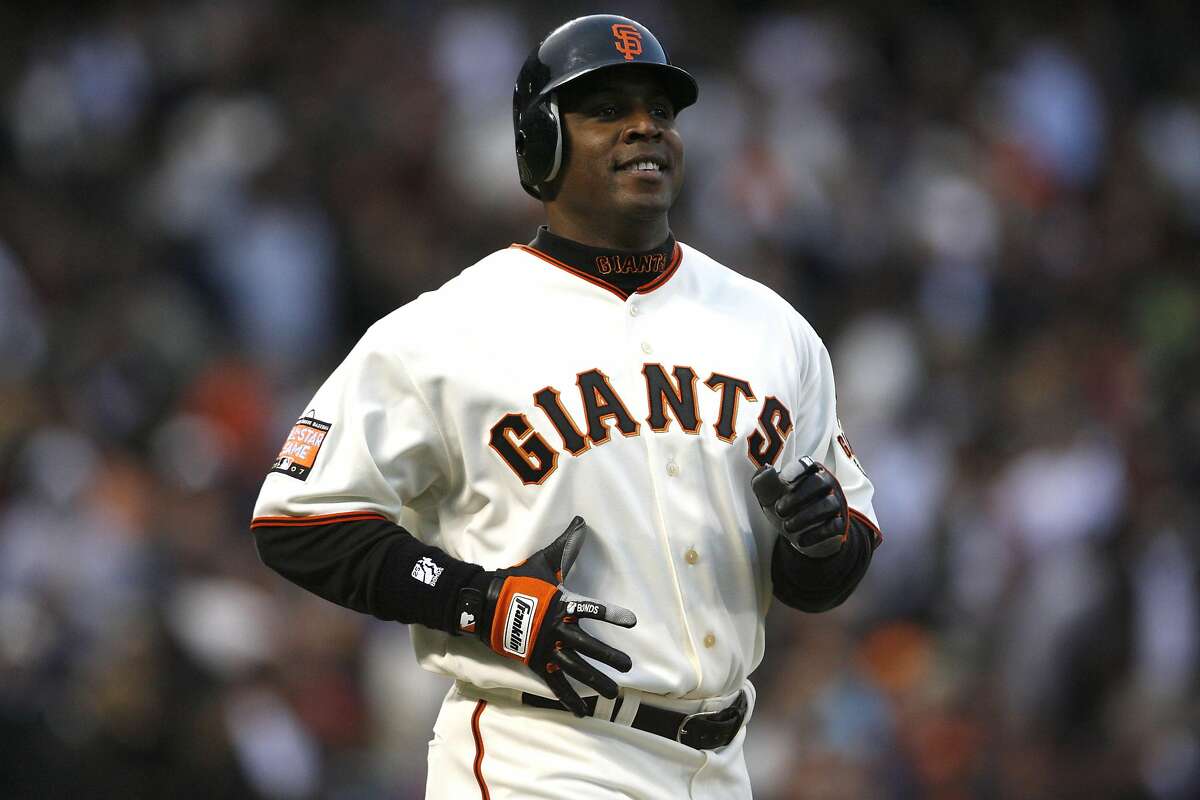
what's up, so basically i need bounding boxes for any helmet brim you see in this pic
[538,61,698,116]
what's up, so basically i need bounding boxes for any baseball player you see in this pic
[251,14,882,799]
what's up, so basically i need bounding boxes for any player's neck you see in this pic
[542,208,670,252]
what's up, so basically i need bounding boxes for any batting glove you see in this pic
[752,456,850,558]
[456,516,637,716]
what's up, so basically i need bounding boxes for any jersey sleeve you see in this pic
[768,316,883,614]
[253,323,455,523]
[787,322,882,544]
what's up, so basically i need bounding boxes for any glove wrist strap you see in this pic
[455,572,499,638]
[455,586,485,638]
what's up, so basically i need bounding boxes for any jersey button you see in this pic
[703,633,716,648]
[685,548,699,565]
[629,304,640,317]
[666,460,680,477]
[640,341,652,354]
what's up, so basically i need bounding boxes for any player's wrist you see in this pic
[781,531,843,559]
[453,570,497,639]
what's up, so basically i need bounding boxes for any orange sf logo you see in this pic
[612,23,643,61]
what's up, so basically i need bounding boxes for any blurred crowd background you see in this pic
[1,1,1198,798]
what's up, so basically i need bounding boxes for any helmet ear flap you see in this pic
[517,94,563,198]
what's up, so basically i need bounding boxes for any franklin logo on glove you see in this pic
[504,594,537,656]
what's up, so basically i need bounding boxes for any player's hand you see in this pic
[460,516,637,716]
[752,457,849,558]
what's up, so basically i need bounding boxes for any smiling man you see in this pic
[539,68,684,247]
[251,14,882,799]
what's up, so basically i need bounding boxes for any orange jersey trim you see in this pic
[472,700,491,800]
[511,243,628,300]
[249,511,389,529]
[636,242,682,295]
[849,508,883,548]
[510,241,683,301]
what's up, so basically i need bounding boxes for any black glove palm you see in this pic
[752,457,850,558]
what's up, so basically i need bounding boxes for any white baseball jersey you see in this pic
[252,240,877,702]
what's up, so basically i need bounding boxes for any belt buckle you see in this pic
[675,691,747,748]
[675,707,722,744]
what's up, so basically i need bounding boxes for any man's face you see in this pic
[550,68,685,222]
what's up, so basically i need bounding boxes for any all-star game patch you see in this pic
[270,413,332,481]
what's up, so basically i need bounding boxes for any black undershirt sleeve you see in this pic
[252,519,481,633]
[771,516,881,613]
[255,511,881,626]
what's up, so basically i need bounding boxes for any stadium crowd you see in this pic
[1,1,1198,797]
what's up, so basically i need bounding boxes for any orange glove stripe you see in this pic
[489,576,559,664]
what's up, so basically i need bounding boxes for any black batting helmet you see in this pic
[513,14,699,199]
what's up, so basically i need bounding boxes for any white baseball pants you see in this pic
[425,682,755,799]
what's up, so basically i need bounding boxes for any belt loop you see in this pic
[593,695,616,722]
[612,691,641,727]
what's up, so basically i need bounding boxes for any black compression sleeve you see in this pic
[771,516,880,613]
[252,518,481,633]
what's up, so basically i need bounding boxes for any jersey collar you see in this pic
[511,226,682,301]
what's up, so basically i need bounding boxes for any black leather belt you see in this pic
[521,690,747,750]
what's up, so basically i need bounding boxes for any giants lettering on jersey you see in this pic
[488,363,793,485]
